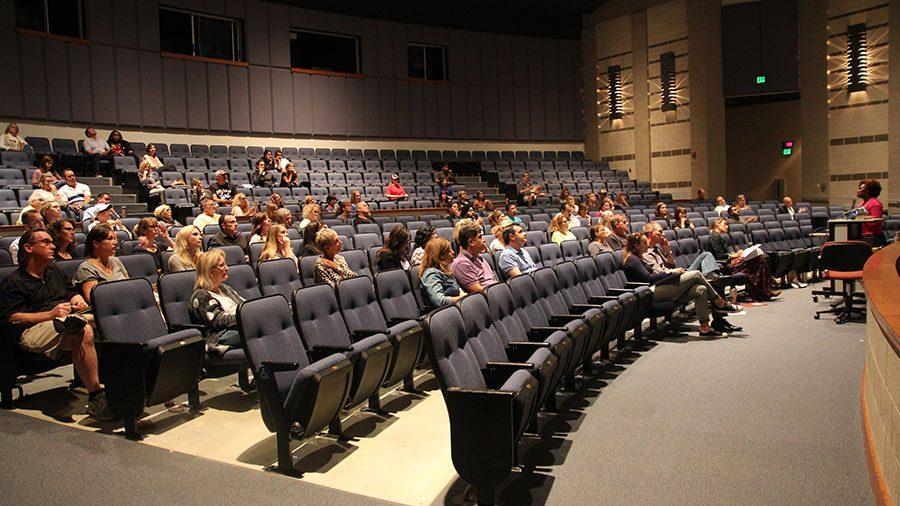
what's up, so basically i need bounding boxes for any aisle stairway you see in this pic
[79,176,148,215]
[455,175,507,204]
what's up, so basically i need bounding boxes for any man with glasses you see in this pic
[57,169,92,219]
[0,229,114,420]
[8,209,45,265]
[207,214,249,253]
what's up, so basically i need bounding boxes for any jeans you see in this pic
[652,271,722,324]
[687,251,719,276]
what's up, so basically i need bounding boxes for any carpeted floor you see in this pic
[0,283,874,505]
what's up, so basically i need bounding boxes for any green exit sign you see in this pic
[756,75,767,84]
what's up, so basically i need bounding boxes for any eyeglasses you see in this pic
[28,239,53,245]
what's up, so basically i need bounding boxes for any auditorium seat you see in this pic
[92,278,205,439]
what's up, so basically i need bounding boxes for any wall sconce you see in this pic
[847,23,867,92]
[660,52,677,111]
[608,65,623,119]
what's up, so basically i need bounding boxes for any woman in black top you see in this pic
[709,218,778,301]
[376,225,411,271]
[50,219,78,260]
[671,206,694,231]
[298,221,325,257]
[622,233,737,337]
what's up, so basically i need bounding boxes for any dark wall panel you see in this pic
[112,0,138,49]
[436,84,452,139]
[511,37,529,87]
[346,78,365,136]
[448,30,466,84]
[376,21,395,79]
[203,0,226,15]
[0,0,14,28]
[409,82,424,138]
[224,0,244,18]
[228,67,250,131]
[527,38,543,88]
[245,0,270,66]
[138,51,164,127]
[68,45,93,123]
[480,33,498,86]
[19,35,47,119]
[378,78,396,137]
[268,2,290,68]
[559,88,575,140]
[363,77,381,137]
[498,86,515,140]
[495,35,513,86]
[466,85,483,139]
[394,80,411,138]
[311,75,346,135]
[514,87,530,140]
[136,0,160,51]
[557,41,576,90]
[292,73,312,135]
[450,84,467,139]
[207,64,230,131]
[542,40,558,89]
[464,36,483,85]
[249,66,273,133]
[528,88,545,140]
[544,89,560,140]
[422,84,438,138]
[0,29,22,117]
[44,40,70,122]
[162,58,186,128]
[86,0,114,45]
[359,19,379,76]
[91,45,118,125]
[115,48,142,126]
[185,60,209,130]
[481,86,499,140]
[271,68,293,134]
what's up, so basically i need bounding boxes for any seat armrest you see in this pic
[170,322,206,332]
[548,314,582,326]
[624,282,649,288]
[350,329,383,342]
[588,295,618,303]
[387,317,416,327]
[527,326,567,341]
[569,304,604,311]
[309,344,354,362]
[260,361,300,373]
[506,341,550,362]
[607,288,633,295]
[483,361,534,389]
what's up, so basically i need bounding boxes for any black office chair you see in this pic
[813,241,871,324]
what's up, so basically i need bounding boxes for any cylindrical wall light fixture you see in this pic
[847,23,868,92]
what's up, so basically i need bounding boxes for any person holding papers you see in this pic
[709,218,780,301]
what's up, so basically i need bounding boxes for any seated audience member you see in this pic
[411,225,436,265]
[585,193,602,213]
[672,206,694,231]
[133,217,174,270]
[472,191,487,213]
[138,163,164,207]
[192,199,220,232]
[856,179,885,247]
[40,201,63,225]
[709,218,779,301]
[506,203,523,225]
[353,201,374,227]
[498,224,537,278]
[10,210,46,264]
[189,178,212,207]
[139,143,164,172]
[57,170,92,219]
[697,188,708,202]
[279,163,300,188]
[713,196,730,215]
[349,190,363,212]
[87,203,131,238]
[438,177,454,204]
[258,224,298,268]
[17,192,46,224]
[643,222,718,276]
[32,155,62,189]
[154,204,181,227]
[562,198,581,229]
[726,205,757,224]
[377,226,411,271]
[488,225,506,252]
[50,219,77,261]
[169,225,202,272]
[37,173,67,208]
[189,249,243,354]
[1,122,34,163]
[268,192,284,211]
[335,200,353,222]
[297,203,320,231]
[73,224,128,304]
[420,237,463,307]
[447,202,462,220]
[314,228,356,288]
[779,196,806,218]
[82,193,117,223]
[207,214,249,253]
[588,223,614,256]
[577,204,591,224]
[262,150,276,171]
[732,194,751,213]
[654,202,671,223]
[600,210,615,230]
[322,195,339,216]
[450,219,496,294]
[455,190,470,208]
[248,212,271,246]
[605,215,629,250]
[0,228,113,419]
[614,192,630,211]
[83,126,112,177]
[558,187,572,206]
[384,174,408,201]
[622,232,738,338]
[106,130,133,157]
[230,193,253,217]
[274,208,292,228]
[550,213,576,245]
[298,222,325,257]
[209,171,236,206]
[437,163,456,184]
[273,150,286,171]
[252,159,277,188]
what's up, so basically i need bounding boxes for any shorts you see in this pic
[19,321,66,360]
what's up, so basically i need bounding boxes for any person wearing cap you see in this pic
[384,174,408,201]
[209,170,236,206]
[87,203,131,238]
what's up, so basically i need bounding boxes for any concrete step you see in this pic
[115,203,149,215]
[108,194,137,204]
[79,177,113,187]
[90,184,125,195]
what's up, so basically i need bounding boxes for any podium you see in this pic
[828,218,883,241]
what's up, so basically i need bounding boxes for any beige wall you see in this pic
[2,119,584,153]
[725,100,803,200]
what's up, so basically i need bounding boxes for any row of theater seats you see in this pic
[6,137,586,164]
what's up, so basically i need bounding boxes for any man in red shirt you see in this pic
[384,174,408,201]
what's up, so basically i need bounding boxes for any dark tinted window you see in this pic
[408,44,446,81]
[290,30,360,74]
[159,8,243,62]
[15,0,85,39]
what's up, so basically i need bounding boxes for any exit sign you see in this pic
[756,75,766,84]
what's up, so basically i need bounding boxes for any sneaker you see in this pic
[86,391,116,421]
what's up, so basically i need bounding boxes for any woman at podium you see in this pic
[856,179,884,247]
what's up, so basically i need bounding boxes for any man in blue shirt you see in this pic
[498,225,536,278]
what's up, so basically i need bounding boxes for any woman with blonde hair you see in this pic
[154,204,181,227]
[297,203,321,231]
[249,212,270,245]
[189,249,244,353]
[258,224,297,267]
[169,225,202,272]
[419,237,462,307]
[549,213,576,244]
[314,227,356,288]
[231,192,253,217]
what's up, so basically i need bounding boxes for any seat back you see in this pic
[819,241,872,271]
[539,243,563,267]
[342,249,372,279]
[119,253,159,284]
[336,276,388,333]
[158,270,197,329]
[300,255,318,286]
[423,305,487,391]
[375,268,421,320]
[459,293,509,367]
[560,240,582,262]
[210,244,246,265]
[532,267,572,316]
[554,261,590,305]
[257,258,302,302]
[224,264,262,300]
[292,284,352,348]
[507,273,551,329]
[92,278,167,342]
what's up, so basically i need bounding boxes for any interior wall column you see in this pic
[582,24,601,160]
[631,10,651,183]
[889,0,899,210]
[798,0,829,204]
